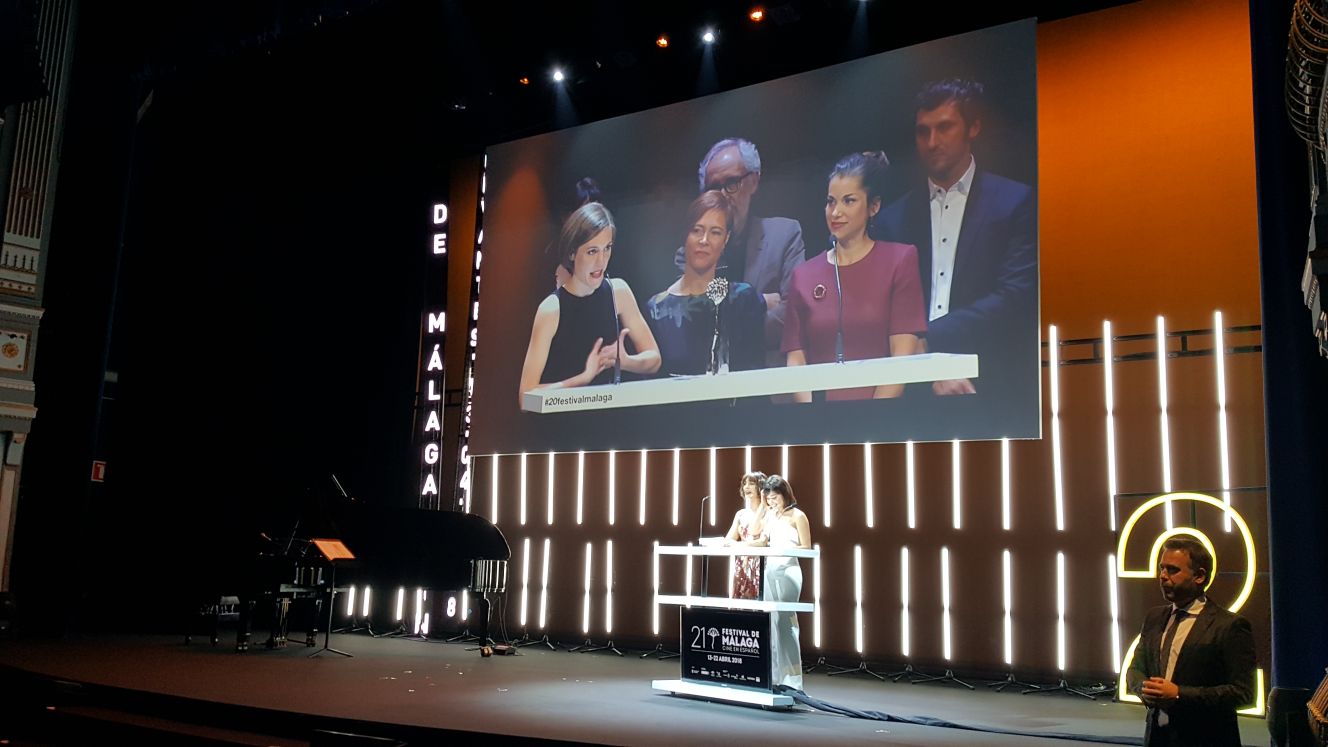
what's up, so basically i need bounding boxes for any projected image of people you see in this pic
[783,151,927,401]
[647,191,766,376]
[518,203,660,403]
[754,474,811,690]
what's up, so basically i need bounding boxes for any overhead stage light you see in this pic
[701,29,716,44]
[749,8,765,22]
[656,35,669,48]
[518,76,530,86]
[552,68,565,83]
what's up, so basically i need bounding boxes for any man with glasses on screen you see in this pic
[878,79,1036,400]
[676,138,805,367]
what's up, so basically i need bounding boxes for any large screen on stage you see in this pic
[470,21,1039,455]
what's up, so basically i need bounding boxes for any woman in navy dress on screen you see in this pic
[782,151,927,401]
[518,202,660,405]
[645,190,765,376]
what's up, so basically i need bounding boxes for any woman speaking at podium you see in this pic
[723,471,768,599]
[782,151,926,401]
[518,202,660,404]
[754,474,811,690]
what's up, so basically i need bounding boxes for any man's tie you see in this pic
[1155,608,1188,729]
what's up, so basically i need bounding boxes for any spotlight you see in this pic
[518,76,530,86]
[552,68,565,83]
[749,8,765,22]
[656,34,669,48]
[701,29,716,44]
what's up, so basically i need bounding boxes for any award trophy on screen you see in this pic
[705,277,729,375]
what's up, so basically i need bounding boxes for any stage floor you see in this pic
[0,633,1269,746]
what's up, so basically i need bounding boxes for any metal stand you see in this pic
[988,671,1041,692]
[308,565,352,658]
[446,627,480,644]
[826,657,889,681]
[639,642,679,660]
[883,662,919,682]
[911,668,975,690]
[575,639,624,656]
[514,632,558,650]
[803,655,829,674]
[1022,677,1097,699]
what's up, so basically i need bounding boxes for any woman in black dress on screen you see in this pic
[518,202,660,404]
[645,190,765,375]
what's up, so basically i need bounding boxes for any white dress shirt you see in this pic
[1158,596,1206,726]
[927,155,976,322]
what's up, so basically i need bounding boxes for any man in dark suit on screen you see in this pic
[1126,537,1256,747]
[877,78,1037,408]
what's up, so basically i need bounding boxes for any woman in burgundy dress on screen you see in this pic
[781,151,927,401]
[723,471,767,599]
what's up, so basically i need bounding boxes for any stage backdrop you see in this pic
[471,21,1040,455]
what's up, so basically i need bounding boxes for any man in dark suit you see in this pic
[877,79,1037,413]
[1126,537,1256,747]
[676,138,805,366]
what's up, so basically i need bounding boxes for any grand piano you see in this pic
[213,496,509,652]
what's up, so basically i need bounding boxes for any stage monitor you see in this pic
[471,21,1039,454]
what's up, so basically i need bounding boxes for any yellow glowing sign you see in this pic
[1114,492,1263,716]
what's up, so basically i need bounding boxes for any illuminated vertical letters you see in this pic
[420,202,448,502]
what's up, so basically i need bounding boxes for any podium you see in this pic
[651,543,819,709]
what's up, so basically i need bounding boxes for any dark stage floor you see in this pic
[0,633,1269,746]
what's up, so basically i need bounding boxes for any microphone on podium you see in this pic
[698,495,711,541]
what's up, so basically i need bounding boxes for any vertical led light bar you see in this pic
[519,452,528,526]
[457,589,464,623]
[491,455,499,523]
[822,443,832,527]
[520,537,531,627]
[1050,324,1065,532]
[941,547,952,661]
[576,450,585,525]
[1001,438,1012,531]
[607,450,616,526]
[605,540,614,634]
[395,587,405,621]
[906,441,917,529]
[346,586,356,616]
[813,542,822,648]
[539,538,551,629]
[671,448,681,526]
[414,588,425,635]
[652,540,661,635]
[745,445,752,475]
[781,443,789,478]
[684,541,694,607]
[853,545,864,654]
[581,542,593,634]
[900,546,911,657]
[863,442,875,529]
[1104,320,1119,531]
[1157,316,1173,528]
[362,586,371,618]
[1108,553,1121,672]
[1057,551,1067,671]
[951,439,962,530]
[638,449,648,526]
[547,451,556,526]
[1214,310,1233,531]
[708,447,717,526]
[1002,550,1013,666]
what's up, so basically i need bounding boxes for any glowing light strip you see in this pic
[652,540,661,634]
[1001,438,1011,531]
[520,452,528,526]
[362,587,371,618]
[607,450,616,526]
[582,542,592,633]
[781,443,789,478]
[941,546,951,661]
[1215,311,1232,532]
[456,589,463,622]
[905,441,916,529]
[394,587,405,621]
[822,443,832,527]
[745,445,752,475]
[1050,324,1065,531]
[1056,552,1066,671]
[1108,553,1120,673]
[684,541,693,607]
[491,455,499,523]
[900,546,910,657]
[813,542,822,648]
[1104,321,1118,531]
[1157,316,1173,528]
[639,449,648,525]
[346,585,356,616]
[951,439,962,530]
[539,538,550,629]
[1002,550,1013,665]
[709,447,717,526]
[863,443,874,529]
[520,537,530,626]
[672,448,681,526]
[415,588,425,635]
[547,451,555,525]
[854,544,864,653]
[605,540,614,634]
[576,450,585,525]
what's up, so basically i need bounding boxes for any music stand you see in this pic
[309,538,355,658]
